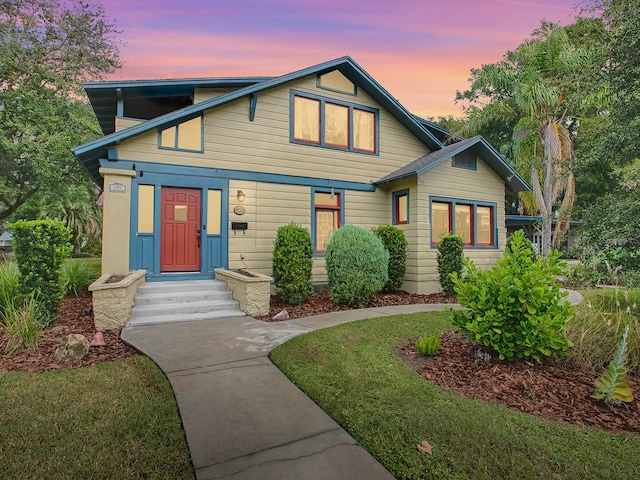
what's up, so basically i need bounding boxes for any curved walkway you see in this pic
[121,291,583,480]
[122,303,453,480]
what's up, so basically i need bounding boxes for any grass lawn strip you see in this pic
[270,312,640,480]
[0,355,194,479]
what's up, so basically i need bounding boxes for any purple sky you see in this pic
[103,0,582,117]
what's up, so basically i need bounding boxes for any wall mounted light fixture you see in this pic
[237,190,246,203]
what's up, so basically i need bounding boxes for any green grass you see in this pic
[270,312,640,480]
[0,356,194,479]
[567,289,640,375]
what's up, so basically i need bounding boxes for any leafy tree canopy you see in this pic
[0,0,121,222]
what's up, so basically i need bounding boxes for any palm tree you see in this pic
[457,24,588,256]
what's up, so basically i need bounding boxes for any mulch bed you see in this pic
[398,332,640,434]
[0,293,138,373]
[256,290,458,321]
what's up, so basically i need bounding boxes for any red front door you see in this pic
[161,187,201,272]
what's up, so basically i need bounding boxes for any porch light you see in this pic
[237,190,246,203]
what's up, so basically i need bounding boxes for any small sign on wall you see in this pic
[108,182,127,193]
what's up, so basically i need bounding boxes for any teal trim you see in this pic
[392,189,410,225]
[100,159,376,192]
[107,148,118,160]
[311,187,344,256]
[157,115,204,153]
[249,92,258,121]
[429,196,498,249]
[73,56,444,184]
[116,88,123,117]
[289,89,379,155]
[129,172,229,278]
[316,73,357,96]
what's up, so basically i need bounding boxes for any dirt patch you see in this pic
[0,293,138,373]
[398,332,640,433]
[256,290,458,321]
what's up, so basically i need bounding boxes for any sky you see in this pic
[102,0,583,118]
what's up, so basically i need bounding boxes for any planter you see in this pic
[215,268,273,317]
[89,270,146,331]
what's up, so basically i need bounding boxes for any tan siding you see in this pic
[116,74,430,184]
[411,156,506,294]
[194,88,237,103]
[115,117,143,132]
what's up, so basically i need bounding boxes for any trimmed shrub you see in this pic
[372,225,407,292]
[450,230,574,363]
[437,234,463,296]
[272,223,314,305]
[325,225,388,306]
[11,219,72,321]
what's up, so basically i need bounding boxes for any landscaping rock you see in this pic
[90,332,105,347]
[54,334,90,362]
[272,310,290,321]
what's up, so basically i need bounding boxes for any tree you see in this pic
[0,0,121,221]
[457,23,598,256]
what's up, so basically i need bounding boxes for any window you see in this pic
[313,189,343,253]
[291,91,378,154]
[430,198,496,247]
[393,190,409,225]
[317,70,357,95]
[159,116,203,152]
[452,151,477,170]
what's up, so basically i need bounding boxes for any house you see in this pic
[72,57,529,294]
[0,232,12,248]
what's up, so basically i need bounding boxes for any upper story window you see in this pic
[291,91,378,154]
[393,190,409,225]
[159,116,203,152]
[431,197,496,248]
[317,70,357,95]
[452,151,477,170]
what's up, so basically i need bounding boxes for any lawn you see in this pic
[270,311,640,480]
[0,355,194,479]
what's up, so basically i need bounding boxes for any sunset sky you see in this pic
[103,0,583,118]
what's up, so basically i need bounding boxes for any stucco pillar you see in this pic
[99,167,136,275]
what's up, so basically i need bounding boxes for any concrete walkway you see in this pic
[121,303,453,480]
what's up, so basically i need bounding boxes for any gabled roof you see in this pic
[375,136,530,192]
[85,76,274,135]
[73,56,444,184]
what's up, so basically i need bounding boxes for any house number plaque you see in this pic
[233,205,246,215]
[108,182,126,193]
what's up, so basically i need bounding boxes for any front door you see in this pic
[161,187,201,272]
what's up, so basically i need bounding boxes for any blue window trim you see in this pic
[452,153,477,171]
[429,196,498,249]
[392,189,410,225]
[129,173,229,280]
[311,186,344,256]
[157,115,204,153]
[316,73,357,96]
[289,90,379,155]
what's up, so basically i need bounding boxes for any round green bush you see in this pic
[372,225,407,292]
[325,225,389,306]
[272,223,314,305]
[437,233,463,296]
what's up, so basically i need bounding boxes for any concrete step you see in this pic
[134,289,233,306]
[128,309,246,326]
[132,298,240,318]
[129,279,246,325]
[136,280,228,296]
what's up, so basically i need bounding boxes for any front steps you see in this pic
[130,280,246,326]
